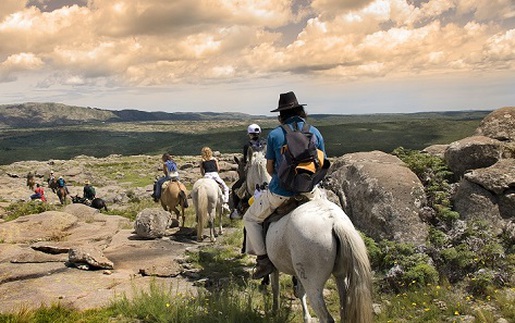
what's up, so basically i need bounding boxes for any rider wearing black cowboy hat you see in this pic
[242,91,327,279]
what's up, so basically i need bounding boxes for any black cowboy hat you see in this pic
[270,91,306,112]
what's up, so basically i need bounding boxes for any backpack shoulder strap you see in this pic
[280,124,293,134]
[301,122,310,133]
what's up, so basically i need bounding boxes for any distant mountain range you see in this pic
[0,102,261,127]
[0,102,496,129]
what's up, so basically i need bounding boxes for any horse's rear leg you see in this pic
[334,274,348,322]
[292,276,312,323]
[173,207,184,227]
[301,278,334,323]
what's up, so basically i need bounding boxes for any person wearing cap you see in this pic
[152,153,180,202]
[47,171,56,192]
[243,91,326,279]
[243,124,266,163]
[83,180,96,201]
[230,124,267,219]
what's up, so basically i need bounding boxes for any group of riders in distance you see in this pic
[150,91,373,322]
[25,91,373,322]
[27,169,98,207]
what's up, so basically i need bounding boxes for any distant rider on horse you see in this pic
[83,180,96,201]
[152,153,179,202]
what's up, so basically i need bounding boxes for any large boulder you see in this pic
[444,136,502,178]
[328,151,428,245]
[475,107,515,142]
[454,159,515,225]
[134,208,172,239]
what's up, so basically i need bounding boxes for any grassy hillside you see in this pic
[0,111,489,165]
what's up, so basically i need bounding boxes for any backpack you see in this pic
[276,122,330,193]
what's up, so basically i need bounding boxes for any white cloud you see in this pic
[0,0,512,113]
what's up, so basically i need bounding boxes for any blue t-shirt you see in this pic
[165,160,178,174]
[265,116,326,197]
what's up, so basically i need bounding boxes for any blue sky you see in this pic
[0,0,513,115]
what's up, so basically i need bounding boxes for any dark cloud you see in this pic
[26,0,87,12]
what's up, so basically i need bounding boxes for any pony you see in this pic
[266,196,373,323]
[191,178,223,242]
[160,180,189,227]
[232,147,271,216]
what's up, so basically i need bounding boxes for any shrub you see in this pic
[5,200,57,221]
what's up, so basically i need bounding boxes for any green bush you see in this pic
[4,200,57,221]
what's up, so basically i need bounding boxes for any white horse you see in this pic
[233,147,272,218]
[245,148,271,196]
[266,196,373,323]
[191,178,223,242]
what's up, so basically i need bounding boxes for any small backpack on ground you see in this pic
[276,122,330,193]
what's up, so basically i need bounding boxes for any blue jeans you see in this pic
[154,176,171,198]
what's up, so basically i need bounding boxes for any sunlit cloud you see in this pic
[0,0,513,113]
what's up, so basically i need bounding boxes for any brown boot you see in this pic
[252,254,275,279]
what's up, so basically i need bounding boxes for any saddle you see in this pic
[263,194,310,235]
[161,177,180,189]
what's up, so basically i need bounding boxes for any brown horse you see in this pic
[160,180,189,227]
[26,173,35,191]
[49,178,67,204]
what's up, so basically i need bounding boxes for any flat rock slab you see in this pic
[0,227,203,314]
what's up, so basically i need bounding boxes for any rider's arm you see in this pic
[200,161,205,176]
[266,159,274,176]
[215,159,221,172]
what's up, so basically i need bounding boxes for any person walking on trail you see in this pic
[30,183,46,202]
[200,146,230,211]
[230,123,266,219]
[83,180,96,201]
[243,91,327,279]
[152,153,180,202]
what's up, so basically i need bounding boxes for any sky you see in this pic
[0,0,514,115]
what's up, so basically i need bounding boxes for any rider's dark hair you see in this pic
[278,106,307,123]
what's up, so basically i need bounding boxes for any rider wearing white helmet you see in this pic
[243,124,265,162]
[230,123,266,220]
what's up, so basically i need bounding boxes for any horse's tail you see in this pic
[333,219,373,323]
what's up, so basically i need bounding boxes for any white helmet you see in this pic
[247,124,261,134]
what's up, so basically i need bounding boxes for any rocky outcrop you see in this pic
[328,151,428,245]
[475,106,515,142]
[0,208,203,313]
[447,107,515,232]
[134,208,172,239]
[444,136,502,178]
